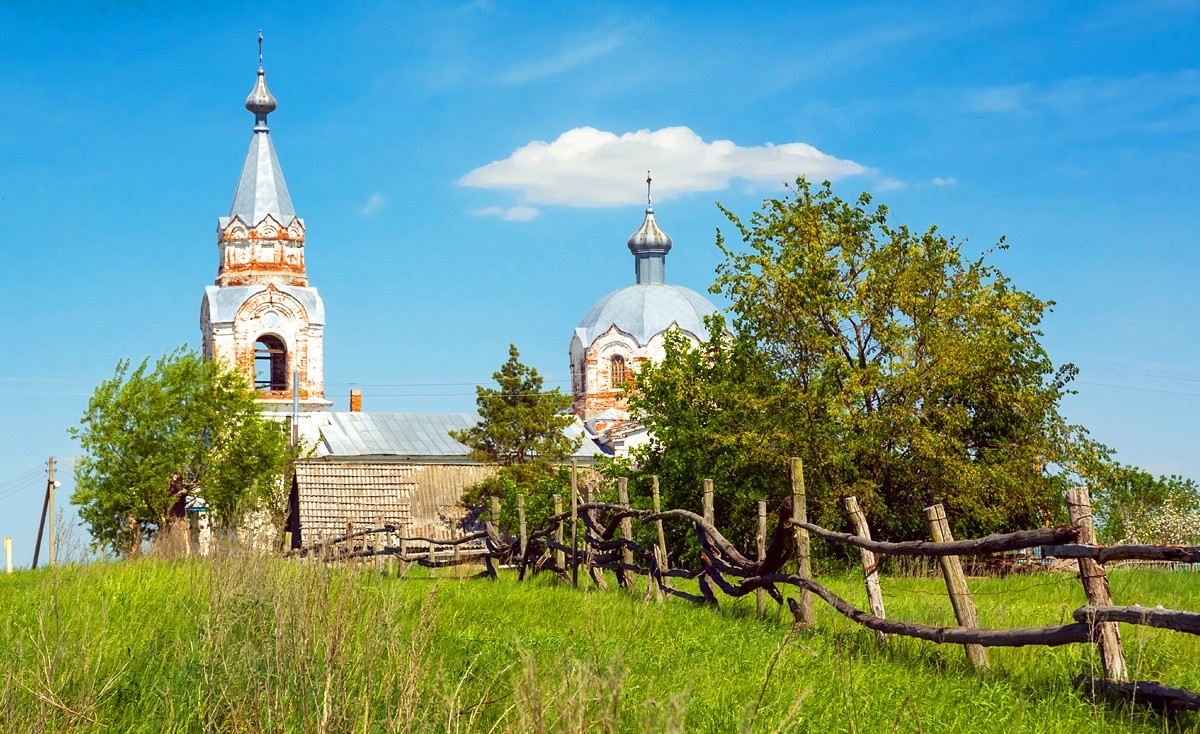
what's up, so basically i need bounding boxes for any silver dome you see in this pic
[574,283,719,347]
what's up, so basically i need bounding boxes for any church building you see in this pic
[197,44,602,547]
[569,177,722,451]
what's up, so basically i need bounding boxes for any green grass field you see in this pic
[1,556,1197,733]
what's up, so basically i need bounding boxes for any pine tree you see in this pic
[451,344,577,466]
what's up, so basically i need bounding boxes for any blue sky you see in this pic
[2,1,1199,563]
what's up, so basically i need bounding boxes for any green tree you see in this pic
[71,347,291,553]
[629,179,1108,550]
[1091,464,1200,543]
[451,344,579,531]
[451,344,577,466]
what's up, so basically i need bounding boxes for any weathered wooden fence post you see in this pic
[582,481,603,590]
[490,496,501,534]
[1066,487,1128,682]
[843,496,886,646]
[790,458,814,626]
[345,520,354,563]
[282,531,292,556]
[618,478,634,592]
[924,503,989,669]
[695,480,719,606]
[387,537,396,577]
[374,515,383,573]
[571,459,580,588]
[650,545,666,603]
[652,475,668,568]
[428,543,437,579]
[554,494,565,572]
[4,537,11,574]
[757,500,767,617]
[517,493,528,563]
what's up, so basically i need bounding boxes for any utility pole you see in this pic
[31,456,54,570]
[4,537,11,574]
[291,369,300,451]
[48,457,56,568]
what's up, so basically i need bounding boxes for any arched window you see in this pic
[610,355,628,388]
[254,335,288,391]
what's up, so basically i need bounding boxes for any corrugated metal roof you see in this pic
[315,412,606,461]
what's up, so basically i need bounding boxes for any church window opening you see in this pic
[610,355,629,387]
[254,335,288,391]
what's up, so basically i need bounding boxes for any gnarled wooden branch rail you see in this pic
[1042,544,1200,564]
[1074,605,1200,636]
[288,468,1200,715]
[796,521,1080,557]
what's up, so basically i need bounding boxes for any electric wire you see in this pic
[0,465,44,490]
[0,476,43,503]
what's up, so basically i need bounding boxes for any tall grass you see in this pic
[0,554,1196,733]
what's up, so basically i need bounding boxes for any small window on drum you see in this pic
[254,335,288,391]
[610,355,628,387]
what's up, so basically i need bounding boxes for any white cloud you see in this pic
[931,176,958,186]
[359,193,386,215]
[459,126,867,207]
[471,205,541,221]
[876,178,907,191]
[498,32,624,85]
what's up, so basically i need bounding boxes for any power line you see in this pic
[0,477,42,503]
[1077,381,1200,399]
[1082,367,1200,384]
[0,465,44,490]
[325,379,570,388]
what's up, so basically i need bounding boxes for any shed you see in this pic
[288,412,605,547]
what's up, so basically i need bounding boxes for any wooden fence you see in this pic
[284,459,1200,715]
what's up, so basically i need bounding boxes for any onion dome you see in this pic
[573,173,721,347]
[627,173,673,284]
[245,31,277,130]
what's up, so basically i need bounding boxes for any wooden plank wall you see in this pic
[295,463,495,543]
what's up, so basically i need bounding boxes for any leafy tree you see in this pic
[629,179,1108,551]
[451,344,580,532]
[71,347,291,553]
[1091,464,1200,544]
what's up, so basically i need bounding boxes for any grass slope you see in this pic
[1,557,1197,733]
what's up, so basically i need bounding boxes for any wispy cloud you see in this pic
[966,71,1200,134]
[359,193,386,215]
[460,126,866,207]
[497,31,624,85]
[931,176,958,186]
[968,84,1031,113]
[756,22,934,98]
[876,178,907,192]
[471,205,540,221]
